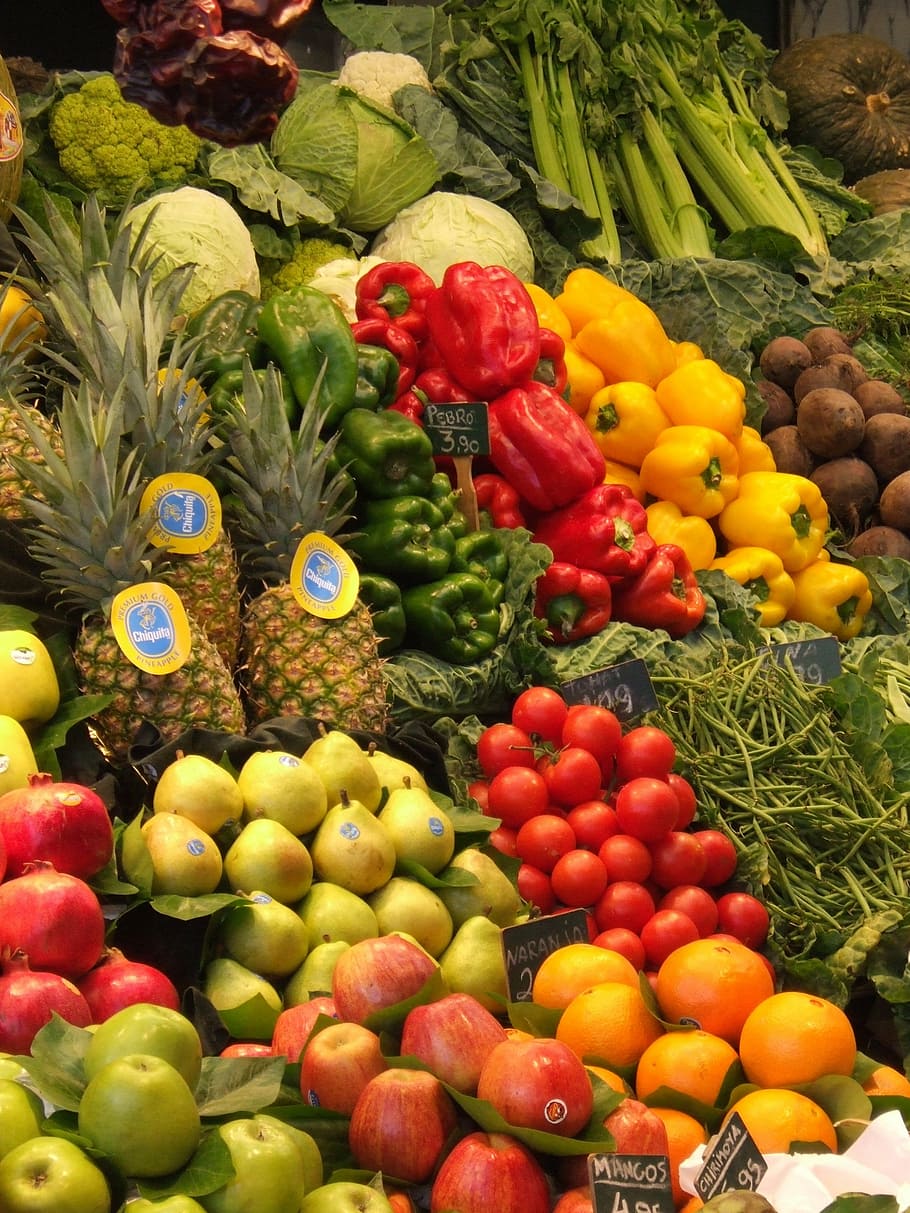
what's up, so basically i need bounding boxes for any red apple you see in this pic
[430,1131,551,1213]
[399,992,508,1094]
[331,934,438,1025]
[553,1188,595,1213]
[220,1042,273,1058]
[560,1097,670,1188]
[299,1020,388,1114]
[349,1067,458,1184]
[270,995,338,1062]
[476,1036,594,1137]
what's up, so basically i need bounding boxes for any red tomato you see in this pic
[538,746,603,808]
[477,722,536,777]
[691,828,738,887]
[598,833,653,884]
[516,814,577,873]
[715,891,770,949]
[488,824,519,857]
[658,885,719,937]
[667,772,698,830]
[647,831,707,890]
[561,705,623,778]
[614,726,676,783]
[486,765,549,829]
[517,863,555,913]
[565,800,620,852]
[467,779,490,814]
[550,849,609,908]
[613,777,680,843]
[593,881,656,935]
[640,908,700,968]
[511,686,569,744]
[591,927,646,971]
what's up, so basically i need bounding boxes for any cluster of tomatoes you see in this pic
[470,686,770,973]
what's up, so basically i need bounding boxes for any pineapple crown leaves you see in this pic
[0,277,44,403]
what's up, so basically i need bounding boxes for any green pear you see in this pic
[224,818,314,905]
[367,877,454,958]
[284,940,350,1006]
[237,750,328,836]
[0,714,39,796]
[295,882,378,950]
[0,629,60,731]
[309,794,396,895]
[377,782,455,874]
[218,892,310,978]
[438,848,523,928]
[363,746,428,794]
[255,1115,323,1194]
[135,811,223,896]
[128,1199,208,1213]
[203,957,283,1040]
[153,753,244,836]
[439,914,508,1012]
[301,730,381,813]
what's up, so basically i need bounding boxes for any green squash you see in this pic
[770,33,910,184]
[0,55,23,224]
[853,167,910,213]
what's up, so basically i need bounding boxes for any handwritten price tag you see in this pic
[694,1113,767,1201]
[423,402,490,457]
[758,636,841,684]
[560,659,658,722]
[588,1152,675,1213]
[501,909,590,1003]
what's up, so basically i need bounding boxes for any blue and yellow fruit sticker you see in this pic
[140,472,221,555]
[0,92,23,163]
[110,582,192,675]
[290,533,359,619]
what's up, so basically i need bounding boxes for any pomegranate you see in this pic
[0,773,114,880]
[0,862,106,979]
[78,948,181,1022]
[0,948,92,1053]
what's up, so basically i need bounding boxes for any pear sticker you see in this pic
[377,779,455,874]
[309,792,396,895]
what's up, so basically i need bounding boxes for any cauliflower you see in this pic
[48,75,202,204]
[335,51,432,111]
[258,237,356,301]
[307,255,389,321]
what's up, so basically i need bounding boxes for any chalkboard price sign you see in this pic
[423,402,490,458]
[694,1112,767,1201]
[560,658,658,722]
[759,635,841,684]
[501,908,590,1003]
[588,1151,675,1213]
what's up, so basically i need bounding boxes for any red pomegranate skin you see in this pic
[0,863,106,978]
[0,774,114,880]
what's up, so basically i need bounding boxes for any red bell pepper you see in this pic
[610,543,707,638]
[388,387,427,425]
[533,483,656,583]
[474,473,527,530]
[487,381,606,512]
[535,561,613,644]
[425,261,541,400]
[355,261,436,341]
[414,367,473,404]
[351,318,418,396]
[533,327,568,396]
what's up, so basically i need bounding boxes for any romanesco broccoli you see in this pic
[258,238,356,301]
[48,75,201,203]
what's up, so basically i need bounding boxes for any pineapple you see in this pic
[221,365,389,733]
[12,382,246,762]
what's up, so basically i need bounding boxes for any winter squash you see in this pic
[852,168,910,214]
[770,34,910,184]
[0,55,24,224]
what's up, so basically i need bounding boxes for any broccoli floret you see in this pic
[48,75,202,203]
[336,51,432,111]
[258,238,357,301]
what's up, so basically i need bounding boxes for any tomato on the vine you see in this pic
[592,927,647,971]
[538,746,603,808]
[550,848,609,908]
[658,885,719,937]
[613,777,680,843]
[476,723,536,778]
[515,814,576,873]
[561,705,623,778]
[565,800,620,852]
[598,833,652,884]
[517,864,555,913]
[613,725,676,783]
[640,908,700,968]
[691,829,738,887]
[593,880,655,935]
[511,686,568,745]
[487,824,518,857]
[715,891,770,949]
[486,765,549,829]
[467,779,489,813]
[667,772,698,830]
[648,830,707,890]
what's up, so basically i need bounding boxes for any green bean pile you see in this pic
[650,650,910,965]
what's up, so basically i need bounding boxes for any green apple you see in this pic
[299,1181,393,1212]
[363,748,428,795]
[368,878,454,958]
[301,731,381,813]
[295,882,377,950]
[199,1116,306,1213]
[128,811,223,896]
[254,1115,322,1194]
[84,1003,203,1088]
[203,958,283,1040]
[153,754,244,836]
[284,940,350,1006]
[438,848,523,928]
[0,714,39,796]
[439,915,508,1013]
[223,819,313,905]
[127,1199,208,1213]
[309,796,396,895]
[377,784,455,873]
[0,630,60,731]
[218,892,310,979]
[0,1136,111,1213]
[237,751,328,836]
[0,1059,26,1080]
[0,1079,43,1161]
[78,1053,201,1177]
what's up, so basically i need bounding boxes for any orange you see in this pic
[635,1029,742,1108]
[862,1064,910,1097]
[678,1198,704,1213]
[649,1107,708,1208]
[725,1087,838,1154]
[586,1064,630,1094]
[738,991,856,1088]
[555,980,664,1072]
[655,937,775,1047]
[533,942,640,1010]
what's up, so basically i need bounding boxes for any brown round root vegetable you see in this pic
[803,326,853,361]
[847,525,910,559]
[793,355,867,403]
[763,425,815,477]
[758,336,813,390]
[859,413,910,483]
[879,471,910,532]
[853,379,907,420]
[756,379,796,433]
[796,387,866,458]
[810,457,879,539]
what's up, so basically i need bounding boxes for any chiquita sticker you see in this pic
[110,582,192,675]
[290,533,359,619]
[140,472,221,555]
[11,645,37,668]
[0,93,23,162]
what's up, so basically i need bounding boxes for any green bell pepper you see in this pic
[348,495,455,584]
[355,343,401,411]
[401,573,501,665]
[335,407,436,500]
[357,572,406,656]
[208,366,299,424]
[451,531,509,606]
[429,472,468,539]
[257,285,358,428]
[184,290,265,381]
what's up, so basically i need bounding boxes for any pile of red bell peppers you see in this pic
[352,260,707,645]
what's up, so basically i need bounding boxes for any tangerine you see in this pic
[649,1106,708,1207]
[555,980,664,1072]
[738,990,856,1088]
[862,1064,910,1097]
[635,1029,742,1108]
[725,1087,838,1154]
[655,937,774,1046]
[586,1064,630,1094]
[533,942,640,1010]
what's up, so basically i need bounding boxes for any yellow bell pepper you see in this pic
[735,425,777,475]
[639,425,740,519]
[673,340,705,367]
[717,471,828,573]
[604,459,645,502]
[555,267,641,334]
[0,281,46,357]
[576,299,678,388]
[585,381,671,468]
[646,500,718,570]
[710,546,796,627]
[523,282,573,341]
[564,343,606,416]
[787,557,873,641]
[654,359,746,441]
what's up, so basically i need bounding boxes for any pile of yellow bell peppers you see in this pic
[526,268,873,641]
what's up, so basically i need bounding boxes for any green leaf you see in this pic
[150,893,246,921]
[506,1000,562,1038]
[205,144,335,228]
[363,967,449,1033]
[194,1055,287,1117]
[136,1128,234,1200]
[16,1015,92,1111]
[441,1083,618,1157]
[797,1074,872,1152]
